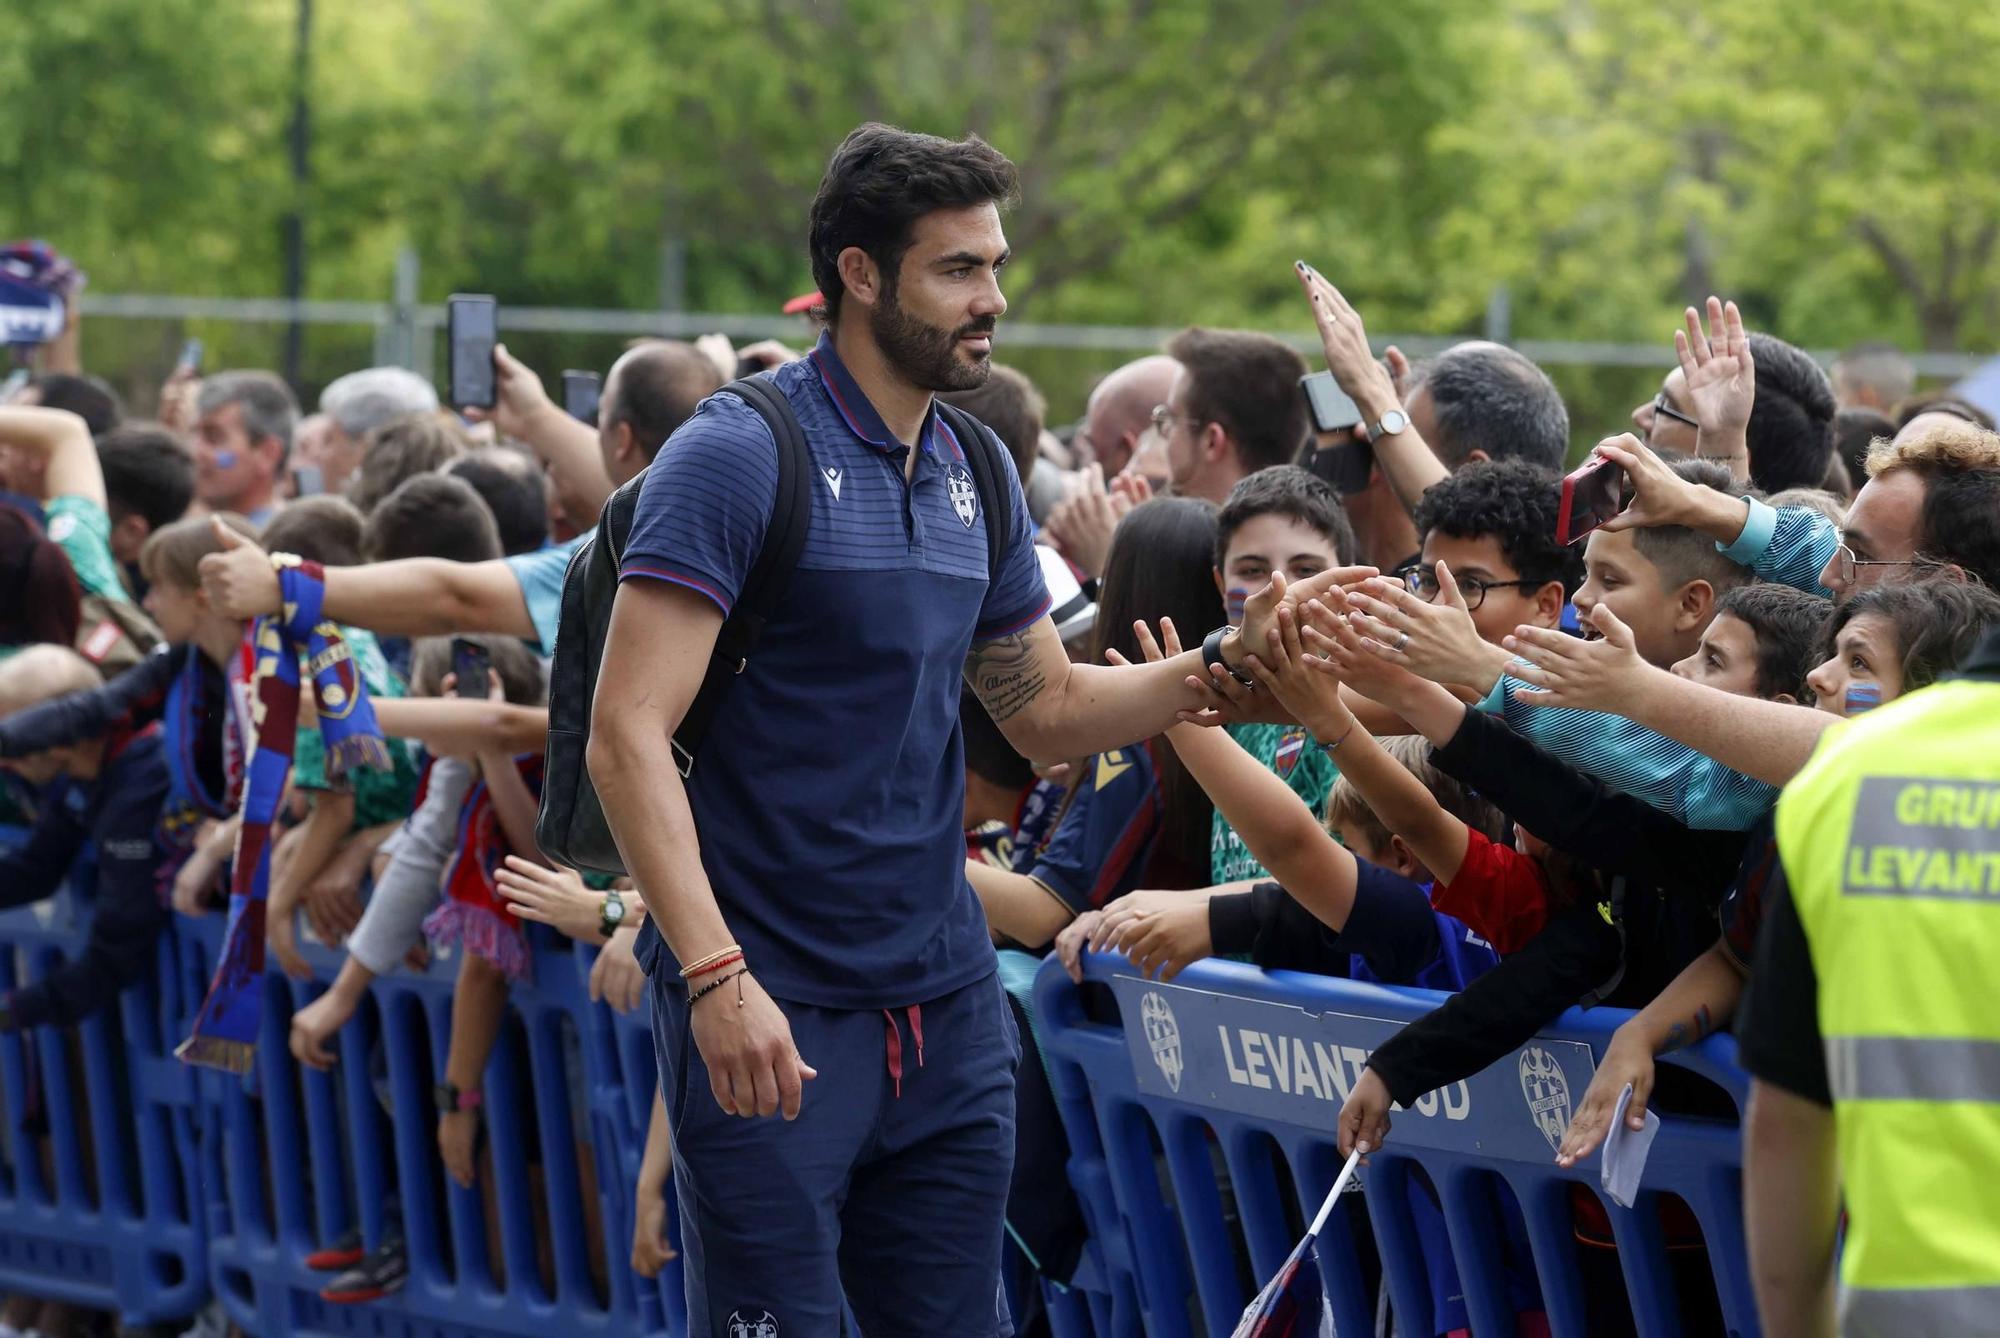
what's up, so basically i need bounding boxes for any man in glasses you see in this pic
[1630,314,1835,494]
[1153,327,1310,504]
[1824,416,2000,597]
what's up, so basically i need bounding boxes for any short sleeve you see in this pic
[1339,862,1444,983]
[972,433,1051,641]
[1735,859,1831,1105]
[1432,828,1552,955]
[504,534,586,656]
[1025,746,1161,916]
[619,392,778,617]
[45,494,131,603]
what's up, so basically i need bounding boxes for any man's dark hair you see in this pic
[1744,333,1836,493]
[609,340,726,462]
[1890,392,1997,432]
[961,687,1032,791]
[940,365,1044,485]
[1165,328,1310,476]
[195,371,299,462]
[1214,465,1356,571]
[259,495,366,568]
[361,473,502,565]
[1412,459,1583,597]
[95,423,194,531]
[346,412,468,514]
[445,447,547,556]
[1409,344,1568,471]
[1713,583,1831,700]
[30,373,122,436]
[1828,577,2000,697]
[807,124,1019,323]
[1629,458,1755,598]
[1833,406,1895,486]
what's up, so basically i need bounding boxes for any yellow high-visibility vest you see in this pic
[1778,655,2000,1336]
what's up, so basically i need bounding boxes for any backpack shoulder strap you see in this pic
[669,374,812,773]
[935,401,1014,581]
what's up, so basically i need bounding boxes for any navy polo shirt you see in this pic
[619,333,1050,1009]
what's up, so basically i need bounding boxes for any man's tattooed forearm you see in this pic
[966,632,1047,724]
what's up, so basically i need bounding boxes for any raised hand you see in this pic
[1045,463,1120,581]
[1503,603,1650,712]
[1676,297,1755,458]
[197,518,283,620]
[1294,261,1398,419]
[1243,604,1352,742]
[1340,563,1507,691]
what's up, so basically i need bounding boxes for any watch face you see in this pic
[603,896,626,927]
[1378,410,1410,436]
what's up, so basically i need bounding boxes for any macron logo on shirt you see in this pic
[823,466,842,500]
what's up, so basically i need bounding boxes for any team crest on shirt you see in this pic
[1272,729,1308,778]
[727,1311,778,1338]
[946,461,979,527]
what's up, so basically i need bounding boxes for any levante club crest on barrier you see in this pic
[1142,990,1184,1092]
[1518,1046,1574,1153]
[728,1311,779,1338]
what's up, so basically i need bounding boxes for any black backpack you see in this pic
[536,374,1016,875]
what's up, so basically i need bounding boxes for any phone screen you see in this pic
[447,295,499,409]
[451,638,492,699]
[1557,455,1627,546]
[292,464,324,498]
[563,370,601,425]
[178,338,204,374]
[1300,372,1363,434]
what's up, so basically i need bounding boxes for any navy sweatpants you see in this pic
[652,968,1020,1338]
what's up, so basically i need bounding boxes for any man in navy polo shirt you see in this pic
[592,123,1350,1337]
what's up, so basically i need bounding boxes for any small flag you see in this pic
[1230,1149,1362,1337]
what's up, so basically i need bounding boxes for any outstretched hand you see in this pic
[1676,297,1754,458]
[1242,604,1351,740]
[197,517,283,619]
[1503,603,1650,712]
[1339,563,1504,691]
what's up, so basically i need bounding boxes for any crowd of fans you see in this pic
[1,227,1997,1338]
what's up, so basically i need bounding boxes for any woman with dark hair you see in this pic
[0,506,83,653]
[965,495,1222,949]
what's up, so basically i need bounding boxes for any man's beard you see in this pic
[870,284,995,393]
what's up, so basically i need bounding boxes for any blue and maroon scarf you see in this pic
[420,754,544,984]
[177,560,389,1073]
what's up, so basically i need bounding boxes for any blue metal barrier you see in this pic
[176,915,686,1338]
[1032,953,1756,1338]
[0,851,209,1326]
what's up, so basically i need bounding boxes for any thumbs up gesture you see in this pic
[197,515,282,619]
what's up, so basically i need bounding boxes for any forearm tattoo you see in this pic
[1662,1004,1713,1054]
[965,632,1047,724]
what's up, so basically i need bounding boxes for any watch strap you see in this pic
[1200,625,1256,687]
[435,1082,483,1113]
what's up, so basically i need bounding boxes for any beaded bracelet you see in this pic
[680,943,743,978]
[689,967,749,1009]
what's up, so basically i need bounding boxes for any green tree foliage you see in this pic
[0,0,1993,425]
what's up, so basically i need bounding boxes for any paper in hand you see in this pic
[1600,1082,1660,1208]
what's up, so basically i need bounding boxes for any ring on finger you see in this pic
[1395,630,1412,653]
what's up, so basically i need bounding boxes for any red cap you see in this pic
[781,290,823,316]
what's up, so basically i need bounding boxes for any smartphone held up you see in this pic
[451,638,493,699]
[446,294,498,410]
[1556,454,1630,546]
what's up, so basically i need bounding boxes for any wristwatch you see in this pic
[1363,408,1410,445]
[435,1082,483,1114]
[599,892,628,940]
[1200,625,1257,687]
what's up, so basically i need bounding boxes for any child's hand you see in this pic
[266,904,311,981]
[589,926,646,1015]
[1055,910,1104,984]
[1342,562,1503,691]
[1244,604,1352,741]
[495,855,602,941]
[631,1179,678,1276]
[438,1110,479,1189]
[1505,603,1649,713]
[1338,1066,1394,1160]
[1090,890,1213,982]
[290,985,359,1072]
[1558,1029,1657,1168]
[1301,597,1434,711]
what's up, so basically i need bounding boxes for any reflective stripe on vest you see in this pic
[1842,1282,2000,1337]
[1827,1035,2000,1103]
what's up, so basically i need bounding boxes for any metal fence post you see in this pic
[374,247,423,373]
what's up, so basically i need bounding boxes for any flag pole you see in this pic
[1306,1148,1364,1239]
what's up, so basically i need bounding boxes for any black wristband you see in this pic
[1201,625,1256,686]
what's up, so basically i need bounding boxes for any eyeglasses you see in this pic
[1830,533,1919,587]
[1397,563,1542,611]
[1644,393,1700,443]
[1150,403,1203,436]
